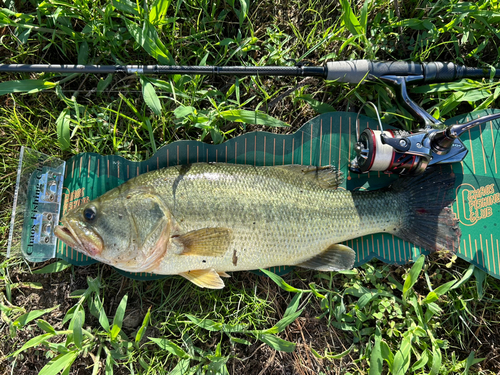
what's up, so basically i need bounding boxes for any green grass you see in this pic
[2,0,500,374]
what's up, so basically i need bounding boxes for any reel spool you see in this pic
[352,129,429,175]
[350,102,431,176]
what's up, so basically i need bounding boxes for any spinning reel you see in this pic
[350,105,500,176]
[349,76,500,176]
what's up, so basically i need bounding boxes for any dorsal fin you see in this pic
[297,244,355,271]
[277,165,344,189]
[179,268,225,289]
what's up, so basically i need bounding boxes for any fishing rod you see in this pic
[0,60,497,81]
[2,59,500,176]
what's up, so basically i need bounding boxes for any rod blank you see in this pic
[0,60,498,84]
[0,64,328,77]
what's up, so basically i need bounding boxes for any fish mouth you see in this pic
[54,224,82,249]
[55,220,103,257]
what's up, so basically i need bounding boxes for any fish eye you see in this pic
[83,207,97,222]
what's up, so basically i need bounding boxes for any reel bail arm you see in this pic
[378,75,443,128]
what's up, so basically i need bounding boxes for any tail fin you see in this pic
[390,166,461,253]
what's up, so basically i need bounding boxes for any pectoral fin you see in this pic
[180,268,225,289]
[176,228,232,257]
[277,165,344,189]
[297,244,355,271]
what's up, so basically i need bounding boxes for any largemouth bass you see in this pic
[55,163,460,289]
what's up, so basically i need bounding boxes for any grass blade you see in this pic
[229,336,251,345]
[149,0,171,25]
[0,80,57,95]
[37,319,56,334]
[359,0,370,34]
[380,340,394,368]
[135,307,151,344]
[262,293,304,334]
[33,260,72,274]
[255,333,296,352]
[168,358,194,375]
[369,326,383,375]
[56,108,71,151]
[105,352,114,375]
[391,335,412,375]
[92,297,110,332]
[111,294,128,337]
[451,264,474,290]
[13,305,59,330]
[144,118,157,154]
[185,314,222,331]
[429,346,442,375]
[295,94,336,114]
[473,267,487,300]
[112,0,140,16]
[78,41,89,65]
[259,269,304,293]
[97,74,113,94]
[123,18,173,65]
[219,109,288,127]
[464,351,485,374]
[410,349,429,372]
[10,333,55,357]
[340,0,364,36]
[403,255,425,301]
[140,77,162,116]
[71,307,84,350]
[149,337,190,358]
[38,351,78,375]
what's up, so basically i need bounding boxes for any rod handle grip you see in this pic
[325,60,423,83]
[325,60,499,83]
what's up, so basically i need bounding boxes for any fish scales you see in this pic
[110,164,399,272]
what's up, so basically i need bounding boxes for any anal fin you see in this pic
[298,244,355,271]
[179,268,225,289]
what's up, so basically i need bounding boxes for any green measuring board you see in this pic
[57,110,500,280]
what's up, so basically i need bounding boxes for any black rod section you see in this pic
[0,60,499,83]
[0,64,328,77]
